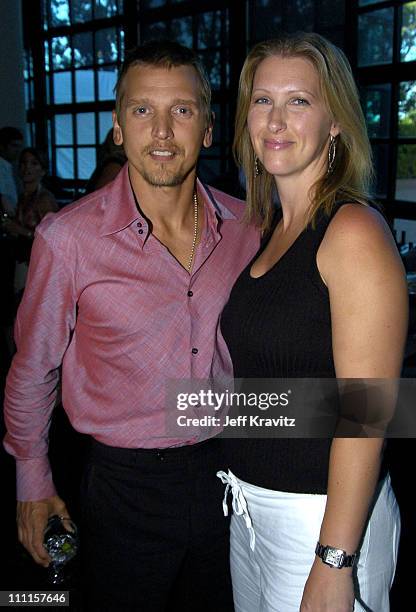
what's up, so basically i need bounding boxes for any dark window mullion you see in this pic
[71,14,78,182]
[220,8,228,175]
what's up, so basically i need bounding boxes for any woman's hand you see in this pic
[300,558,355,611]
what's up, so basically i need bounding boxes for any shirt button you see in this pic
[191,348,198,355]
[138,229,143,234]
[137,222,142,227]
[187,290,193,297]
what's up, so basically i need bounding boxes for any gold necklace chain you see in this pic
[187,191,198,273]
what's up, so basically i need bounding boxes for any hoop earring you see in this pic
[254,156,260,177]
[328,135,336,174]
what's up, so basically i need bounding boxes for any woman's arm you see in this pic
[300,204,408,611]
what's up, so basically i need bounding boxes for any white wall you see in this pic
[0,0,26,135]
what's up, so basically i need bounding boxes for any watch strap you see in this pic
[315,541,357,568]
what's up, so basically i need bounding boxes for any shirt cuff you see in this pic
[16,457,57,501]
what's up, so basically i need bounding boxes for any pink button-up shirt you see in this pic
[4,165,259,501]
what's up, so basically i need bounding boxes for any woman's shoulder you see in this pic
[37,187,58,213]
[317,201,402,287]
[324,202,392,251]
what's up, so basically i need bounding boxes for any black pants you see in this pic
[80,437,233,612]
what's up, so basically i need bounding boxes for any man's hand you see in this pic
[17,496,70,567]
[300,558,355,611]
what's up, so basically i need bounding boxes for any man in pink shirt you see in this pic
[4,41,258,610]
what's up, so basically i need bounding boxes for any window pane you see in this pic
[200,51,222,90]
[98,67,118,101]
[99,112,113,142]
[371,144,389,198]
[358,8,394,66]
[43,0,49,30]
[120,30,125,61]
[71,0,93,23]
[52,36,72,70]
[198,12,223,49]
[399,81,416,138]
[359,0,389,5]
[56,115,73,145]
[76,113,95,145]
[96,28,119,64]
[393,219,416,245]
[57,147,74,179]
[170,17,193,47]
[75,69,95,102]
[77,147,97,179]
[24,51,33,80]
[44,42,50,72]
[53,72,72,103]
[396,145,416,201]
[95,0,121,19]
[73,32,94,68]
[401,2,416,62]
[361,83,391,138]
[50,0,70,27]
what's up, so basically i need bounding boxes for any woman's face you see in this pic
[19,152,45,185]
[247,55,339,183]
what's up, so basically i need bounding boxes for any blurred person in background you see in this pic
[0,126,23,214]
[3,147,57,302]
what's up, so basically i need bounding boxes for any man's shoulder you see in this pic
[37,186,108,243]
[40,187,106,231]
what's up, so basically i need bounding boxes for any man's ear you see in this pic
[203,110,215,149]
[113,109,124,145]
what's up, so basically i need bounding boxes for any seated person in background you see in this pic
[3,147,58,298]
[0,126,24,214]
[84,128,126,193]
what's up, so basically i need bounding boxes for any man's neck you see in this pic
[129,167,198,233]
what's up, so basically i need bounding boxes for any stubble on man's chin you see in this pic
[140,167,194,188]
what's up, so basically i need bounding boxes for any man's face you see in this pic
[113,64,212,188]
[2,139,23,163]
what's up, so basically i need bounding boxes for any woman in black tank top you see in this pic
[217,33,407,612]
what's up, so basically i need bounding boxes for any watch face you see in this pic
[323,547,345,567]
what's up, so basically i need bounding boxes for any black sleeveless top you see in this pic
[221,202,386,493]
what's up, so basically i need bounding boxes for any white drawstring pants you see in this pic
[217,471,400,612]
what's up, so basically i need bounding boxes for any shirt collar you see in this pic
[100,163,236,238]
[100,164,139,236]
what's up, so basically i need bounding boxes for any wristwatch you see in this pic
[315,541,357,569]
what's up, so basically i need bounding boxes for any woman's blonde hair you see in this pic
[233,32,374,230]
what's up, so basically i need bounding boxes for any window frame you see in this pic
[347,0,416,222]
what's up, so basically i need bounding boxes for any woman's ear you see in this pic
[330,122,341,138]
